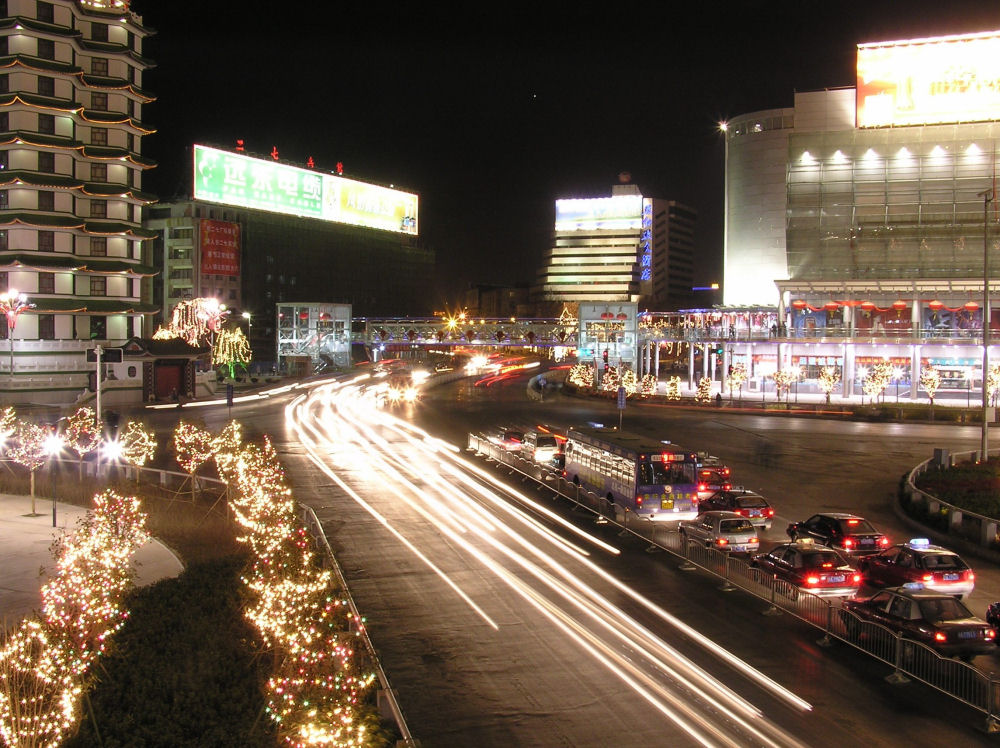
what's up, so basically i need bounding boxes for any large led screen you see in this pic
[555,195,643,232]
[857,31,1000,128]
[200,219,240,276]
[193,145,418,235]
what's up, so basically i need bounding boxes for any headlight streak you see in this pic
[288,380,811,746]
[324,390,798,743]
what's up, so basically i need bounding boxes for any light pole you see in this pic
[242,310,251,332]
[979,187,994,462]
[44,430,64,527]
[0,289,34,380]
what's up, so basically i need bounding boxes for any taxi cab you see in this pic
[749,539,861,599]
[858,538,975,600]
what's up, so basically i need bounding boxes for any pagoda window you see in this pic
[91,57,108,76]
[38,191,54,211]
[38,114,54,134]
[0,75,8,94]
[37,151,54,173]
[89,315,105,339]
[38,314,54,340]
[38,76,54,96]
[37,230,53,252]
[36,2,54,23]
[90,236,106,256]
[90,162,106,182]
[37,272,53,294]
[0,151,6,170]
[0,190,7,209]
[37,39,54,60]
[91,92,107,111]
[0,230,6,250]
[0,271,6,293]
[90,199,106,218]
[0,3,7,18]
[91,127,107,145]
[90,276,105,296]
[0,37,7,57]
[90,23,108,42]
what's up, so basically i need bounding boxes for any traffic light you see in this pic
[602,350,609,364]
[715,345,724,356]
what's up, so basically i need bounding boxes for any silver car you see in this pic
[679,510,760,553]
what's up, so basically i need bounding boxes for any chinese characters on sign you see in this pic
[639,201,653,281]
[200,219,241,276]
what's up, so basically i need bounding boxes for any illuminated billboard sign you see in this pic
[857,30,1000,128]
[192,145,418,235]
[200,219,240,276]
[555,195,643,232]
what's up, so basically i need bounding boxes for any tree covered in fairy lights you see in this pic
[600,366,620,392]
[726,362,748,403]
[212,327,252,379]
[64,407,101,479]
[862,361,893,403]
[173,421,215,500]
[771,370,797,402]
[620,368,638,396]
[567,363,594,389]
[988,363,1000,407]
[664,376,682,401]
[818,366,841,404]
[9,420,48,512]
[638,373,657,397]
[695,376,713,403]
[118,422,157,479]
[152,297,228,347]
[0,405,15,451]
[921,365,941,406]
[0,490,148,748]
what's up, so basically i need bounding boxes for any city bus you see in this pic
[564,426,700,522]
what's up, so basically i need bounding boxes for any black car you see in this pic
[749,540,861,598]
[787,512,889,554]
[700,488,774,529]
[841,585,996,660]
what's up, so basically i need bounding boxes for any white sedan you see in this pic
[679,510,760,553]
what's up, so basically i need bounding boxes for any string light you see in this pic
[118,422,156,469]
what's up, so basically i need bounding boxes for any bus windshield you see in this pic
[639,460,694,485]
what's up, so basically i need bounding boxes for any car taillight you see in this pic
[966,571,976,581]
[934,632,947,642]
[805,575,820,586]
[922,574,934,583]
[843,538,854,549]
[767,508,775,517]
[636,495,643,507]
[987,629,996,640]
[715,538,729,547]
[879,536,890,547]
[698,483,707,492]
[722,483,732,491]
[851,574,861,584]
[750,537,759,544]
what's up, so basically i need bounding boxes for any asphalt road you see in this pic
[271,372,1000,747]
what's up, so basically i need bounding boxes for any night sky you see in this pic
[134,2,1000,310]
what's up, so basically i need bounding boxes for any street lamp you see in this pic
[892,365,905,403]
[44,430,64,527]
[242,310,251,330]
[0,289,35,379]
[979,187,994,461]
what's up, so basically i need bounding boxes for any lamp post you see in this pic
[979,187,994,462]
[44,430,64,527]
[0,289,34,379]
[242,310,251,332]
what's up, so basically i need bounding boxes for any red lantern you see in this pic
[299,311,309,320]
[891,300,907,311]
[823,301,840,311]
[860,301,876,311]
[601,312,612,319]
[965,301,980,311]
[928,300,944,311]
[791,299,807,310]
[617,313,627,320]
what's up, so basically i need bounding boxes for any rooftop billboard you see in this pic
[555,195,643,232]
[857,30,1000,128]
[192,145,418,235]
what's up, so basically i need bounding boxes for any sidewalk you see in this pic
[0,493,184,626]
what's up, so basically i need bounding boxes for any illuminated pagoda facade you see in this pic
[0,0,157,403]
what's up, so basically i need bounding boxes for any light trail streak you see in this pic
[286,379,811,747]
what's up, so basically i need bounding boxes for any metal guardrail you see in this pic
[467,433,1000,732]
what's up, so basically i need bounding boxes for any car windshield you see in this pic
[918,597,972,622]
[921,554,966,570]
[720,519,754,533]
[736,495,767,508]
[836,518,878,534]
[802,551,842,568]
[535,436,557,448]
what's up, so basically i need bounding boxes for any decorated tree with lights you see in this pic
[9,420,48,513]
[638,373,657,397]
[152,297,228,346]
[695,376,713,404]
[921,365,941,415]
[0,405,15,452]
[988,363,1000,407]
[65,406,101,479]
[567,363,594,389]
[600,365,620,392]
[726,362,748,404]
[664,376,682,401]
[862,360,893,404]
[118,421,156,481]
[771,370,796,402]
[620,367,638,396]
[173,421,215,501]
[212,327,252,380]
[818,366,841,404]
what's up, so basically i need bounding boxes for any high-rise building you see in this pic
[0,0,157,403]
[533,175,696,311]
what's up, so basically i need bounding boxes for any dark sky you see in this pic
[133,2,1000,309]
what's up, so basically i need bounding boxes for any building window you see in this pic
[0,230,6,250]
[37,230,53,252]
[0,190,7,209]
[0,151,6,171]
[91,57,108,76]
[0,75,7,94]
[38,314,54,340]
[0,271,7,293]
[37,39,54,60]
[90,127,107,145]
[89,276,105,296]
[36,2,54,23]
[38,191,54,211]
[37,76,54,96]
[90,91,107,111]
[90,22,108,42]
[37,151,54,173]
[90,162,106,182]
[89,236,106,256]
[90,199,106,218]
[37,272,54,293]
[0,37,7,57]
[38,114,55,134]
[89,316,105,339]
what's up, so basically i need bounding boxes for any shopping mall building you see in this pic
[715,29,1000,401]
